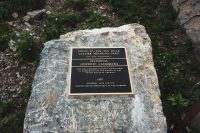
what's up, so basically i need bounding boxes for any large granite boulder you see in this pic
[172,0,200,60]
[24,24,167,133]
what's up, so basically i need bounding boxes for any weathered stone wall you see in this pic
[24,24,167,133]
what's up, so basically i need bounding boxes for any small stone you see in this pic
[5,49,9,52]
[18,90,22,94]
[27,9,45,19]
[8,40,16,52]
[16,32,20,37]
[24,22,32,28]
[12,94,18,98]
[46,11,51,15]
[7,21,14,26]
[36,36,40,39]
[16,72,20,78]
[19,81,23,85]
[13,53,18,57]
[4,66,11,70]
[9,87,16,92]
[99,6,105,10]
[23,15,31,22]
[25,28,30,31]
[21,65,27,69]
[12,12,18,19]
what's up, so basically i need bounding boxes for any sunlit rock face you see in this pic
[24,24,167,133]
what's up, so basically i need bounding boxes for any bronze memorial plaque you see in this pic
[68,47,133,95]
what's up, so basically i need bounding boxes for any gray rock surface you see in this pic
[23,9,45,22]
[191,112,200,131]
[27,9,46,19]
[172,0,200,60]
[24,24,167,133]
[12,12,18,19]
[172,0,188,11]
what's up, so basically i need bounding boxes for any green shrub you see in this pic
[43,16,67,41]
[15,31,40,62]
[43,10,104,41]
[167,93,188,113]
[62,12,82,28]
[0,114,19,133]
[65,0,88,10]
[77,10,103,29]
[108,0,160,23]
[43,12,82,41]
[150,17,177,32]
[21,85,32,98]
[0,34,9,51]
[0,101,16,117]
[0,23,11,51]
[108,0,178,33]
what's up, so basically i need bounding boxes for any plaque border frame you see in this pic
[67,47,134,96]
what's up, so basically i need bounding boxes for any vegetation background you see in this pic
[0,0,199,133]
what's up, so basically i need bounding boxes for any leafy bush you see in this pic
[167,93,188,113]
[15,31,40,62]
[43,16,67,41]
[43,10,104,41]
[43,12,82,41]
